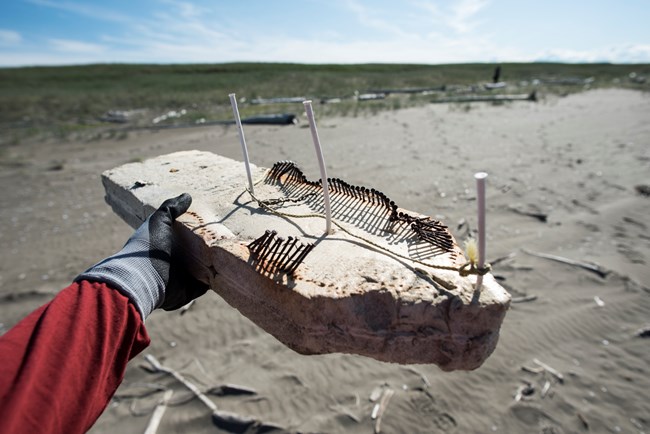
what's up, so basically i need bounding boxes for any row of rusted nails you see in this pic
[267,160,455,254]
[248,229,315,274]
[269,161,396,211]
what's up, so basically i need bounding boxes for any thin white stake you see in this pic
[229,93,254,194]
[303,100,332,234]
[475,172,488,290]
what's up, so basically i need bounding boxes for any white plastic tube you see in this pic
[303,100,332,234]
[229,93,254,194]
[475,172,488,290]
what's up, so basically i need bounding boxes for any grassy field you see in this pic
[1,62,648,145]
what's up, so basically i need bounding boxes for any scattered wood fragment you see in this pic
[250,96,305,105]
[490,252,517,266]
[431,91,536,104]
[514,382,535,402]
[522,249,610,279]
[367,86,446,95]
[509,206,548,222]
[635,184,650,197]
[369,386,384,402]
[521,365,545,374]
[634,325,650,338]
[372,388,395,434]
[593,296,605,307]
[577,412,589,430]
[403,367,431,388]
[541,381,551,398]
[211,410,258,432]
[511,295,538,303]
[533,359,564,384]
[212,409,285,434]
[114,382,167,400]
[144,389,174,434]
[630,418,644,430]
[328,404,361,423]
[144,354,217,412]
[207,384,257,397]
[145,355,284,432]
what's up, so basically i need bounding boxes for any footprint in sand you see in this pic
[382,389,457,432]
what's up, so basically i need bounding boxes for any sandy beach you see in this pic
[1,88,649,433]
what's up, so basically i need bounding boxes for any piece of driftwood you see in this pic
[484,82,506,90]
[490,252,516,266]
[211,410,284,433]
[593,296,605,307]
[403,367,431,388]
[533,358,564,384]
[577,412,589,430]
[522,249,610,278]
[241,113,297,125]
[634,325,650,338]
[508,205,548,222]
[143,389,174,434]
[511,295,538,303]
[367,86,446,95]
[356,92,386,101]
[102,151,510,369]
[514,382,534,402]
[144,356,282,432]
[207,384,257,397]
[521,365,544,374]
[250,96,306,105]
[372,388,395,434]
[431,91,536,104]
[541,380,551,398]
[144,354,218,412]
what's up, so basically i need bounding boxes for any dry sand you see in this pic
[1,88,649,433]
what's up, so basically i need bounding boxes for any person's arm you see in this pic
[0,193,208,434]
[0,280,149,434]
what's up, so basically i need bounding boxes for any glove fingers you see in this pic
[161,271,209,311]
[160,193,192,221]
[149,192,205,311]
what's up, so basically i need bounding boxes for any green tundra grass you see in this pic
[0,62,648,145]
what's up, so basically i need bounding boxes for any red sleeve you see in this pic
[0,280,150,434]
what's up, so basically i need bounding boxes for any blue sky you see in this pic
[0,0,648,66]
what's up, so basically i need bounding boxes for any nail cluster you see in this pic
[248,230,315,274]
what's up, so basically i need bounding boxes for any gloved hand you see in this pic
[76,193,209,320]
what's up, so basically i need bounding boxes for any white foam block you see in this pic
[102,150,510,369]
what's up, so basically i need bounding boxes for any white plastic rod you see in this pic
[303,100,332,234]
[475,172,488,290]
[229,93,254,194]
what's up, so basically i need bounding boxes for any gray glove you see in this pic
[76,193,208,320]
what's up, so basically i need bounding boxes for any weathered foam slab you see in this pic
[102,150,510,369]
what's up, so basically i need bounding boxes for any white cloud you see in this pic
[49,39,106,53]
[26,0,132,23]
[412,0,489,34]
[342,0,414,39]
[449,0,489,34]
[159,0,208,19]
[536,44,650,63]
[0,29,22,45]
